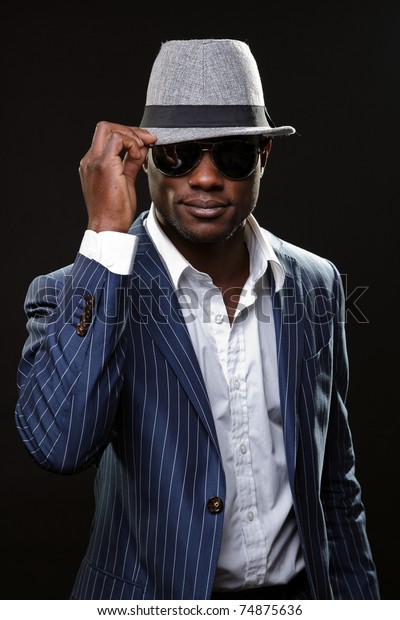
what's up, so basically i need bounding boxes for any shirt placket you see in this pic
[209,290,267,588]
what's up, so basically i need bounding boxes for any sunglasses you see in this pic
[150,139,267,181]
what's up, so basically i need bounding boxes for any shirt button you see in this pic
[247,511,254,521]
[215,314,224,324]
[240,444,247,454]
[103,256,114,267]
[234,379,240,389]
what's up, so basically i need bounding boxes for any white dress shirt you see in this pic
[79,205,305,591]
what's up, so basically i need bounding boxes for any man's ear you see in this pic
[260,139,272,177]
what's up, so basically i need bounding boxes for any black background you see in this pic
[1,5,398,600]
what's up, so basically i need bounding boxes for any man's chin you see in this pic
[177,227,238,245]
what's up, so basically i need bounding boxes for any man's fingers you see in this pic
[80,123,157,179]
[122,141,152,181]
[89,121,156,159]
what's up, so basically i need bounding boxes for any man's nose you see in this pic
[188,150,223,187]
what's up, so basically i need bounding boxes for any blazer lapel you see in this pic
[271,252,305,488]
[128,213,220,451]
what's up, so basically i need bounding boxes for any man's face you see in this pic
[144,136,271,247]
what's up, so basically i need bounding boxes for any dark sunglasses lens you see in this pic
[152,142,201,176]
[213,141,259,179]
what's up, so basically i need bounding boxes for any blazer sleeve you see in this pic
[321,262,380,598]
[15,253,131,474]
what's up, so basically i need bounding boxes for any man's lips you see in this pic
[181,200,229,218]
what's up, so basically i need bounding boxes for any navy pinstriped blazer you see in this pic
[15,211,380,600]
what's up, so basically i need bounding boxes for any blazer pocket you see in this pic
[304,337,333,376]
[71,559,146,600]
[302,338,333,420]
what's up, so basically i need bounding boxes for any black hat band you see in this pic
[140,105,274,128]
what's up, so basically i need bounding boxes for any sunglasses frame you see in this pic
[149,138,268,181]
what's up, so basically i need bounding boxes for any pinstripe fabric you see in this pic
[15,211,379,600]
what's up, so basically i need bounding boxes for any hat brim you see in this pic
[143,125,295,145]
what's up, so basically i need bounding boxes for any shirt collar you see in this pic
[245,214,285,291]
[144,203,285,292]
[144,204,191,289]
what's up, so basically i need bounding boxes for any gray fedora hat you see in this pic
[140,38,295,145]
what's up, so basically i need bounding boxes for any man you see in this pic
[14,39,380,600]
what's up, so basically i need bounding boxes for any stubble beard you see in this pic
[160,207,254,246]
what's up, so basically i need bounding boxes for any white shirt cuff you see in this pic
[79,230,138,275]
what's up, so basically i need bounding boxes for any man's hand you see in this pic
[79,121,157,232]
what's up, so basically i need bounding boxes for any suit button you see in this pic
[85,294,95,308]
[207,496,224,514]
[76,321,88,336]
